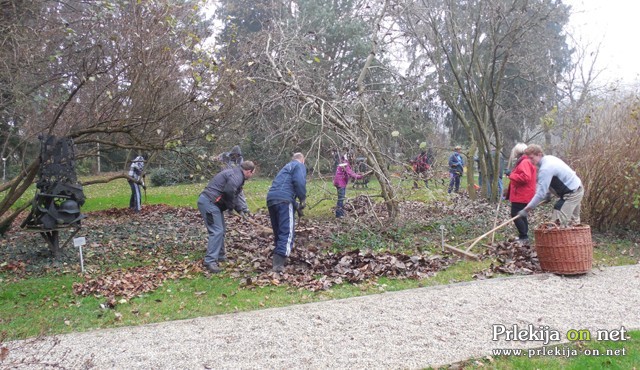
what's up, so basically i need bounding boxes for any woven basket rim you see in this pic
[534,224,590,234]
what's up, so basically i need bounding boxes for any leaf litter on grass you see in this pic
[2,197,550,306]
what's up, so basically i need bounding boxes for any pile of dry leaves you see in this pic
[475,240,543,279]
[72,258,203,307]
[241,248,452,291]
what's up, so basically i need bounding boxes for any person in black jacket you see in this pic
[197,161,255,273]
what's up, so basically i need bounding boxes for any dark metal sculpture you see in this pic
[21,135,86,257]
[352,157,371,189]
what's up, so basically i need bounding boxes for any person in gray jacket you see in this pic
[218,145,244,168]
[197,161,255,273]
[266,153,307,272]
[518,144,584,226]
[217,145,248,215]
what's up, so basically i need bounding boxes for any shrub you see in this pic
[75,158,95,176]
[149,167,193,187]
[564,94,640,231]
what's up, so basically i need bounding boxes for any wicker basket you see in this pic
[534,224,593,275]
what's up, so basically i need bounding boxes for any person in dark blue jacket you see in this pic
[448,146,464,194]
[197,161,255,274]
[266,153,307,272]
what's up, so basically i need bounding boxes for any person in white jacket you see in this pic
[518,144,584,226]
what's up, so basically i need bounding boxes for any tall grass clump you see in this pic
[564,93,640,231]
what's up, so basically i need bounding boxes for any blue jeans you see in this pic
[197,194,226,264]
[335,187,346,217]
[268,202,295,257]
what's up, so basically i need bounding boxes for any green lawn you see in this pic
[80,171,446,215]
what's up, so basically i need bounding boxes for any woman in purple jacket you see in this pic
[333,157,365,218]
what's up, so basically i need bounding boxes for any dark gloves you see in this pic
[299,200,306,210]
[517,209,528,218]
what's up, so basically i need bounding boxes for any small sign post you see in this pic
[439,225,446,252]
[73,237,86,273]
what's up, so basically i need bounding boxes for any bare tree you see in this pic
[213,0,440,220]
[256,3,404,219]
[539,32,613,155]
[0,1,220,233]
[398,0,572,201]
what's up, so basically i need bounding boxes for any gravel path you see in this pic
[5,264,640,369]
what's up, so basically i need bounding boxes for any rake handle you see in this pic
[242,216,273,234]
[465,214,521,252]
[490,200,502,245]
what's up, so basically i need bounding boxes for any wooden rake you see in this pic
[239,215,273,235]
[443,215,521,260]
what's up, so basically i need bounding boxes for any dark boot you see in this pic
[272,254,286,273]
[203,262,221,274]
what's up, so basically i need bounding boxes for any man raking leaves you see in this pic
[197,161,256,274]
[266,153,308,273]
[517,144,584,227]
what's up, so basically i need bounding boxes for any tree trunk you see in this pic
[0,158,40,234]
[465,141,477,200]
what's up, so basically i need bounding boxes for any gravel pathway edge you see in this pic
[5,264,640,369]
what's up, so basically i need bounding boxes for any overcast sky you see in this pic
[565,0,640,86]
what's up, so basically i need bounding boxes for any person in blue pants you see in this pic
[266,153,307,273]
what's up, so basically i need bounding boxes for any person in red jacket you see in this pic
[504,143,537,244]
